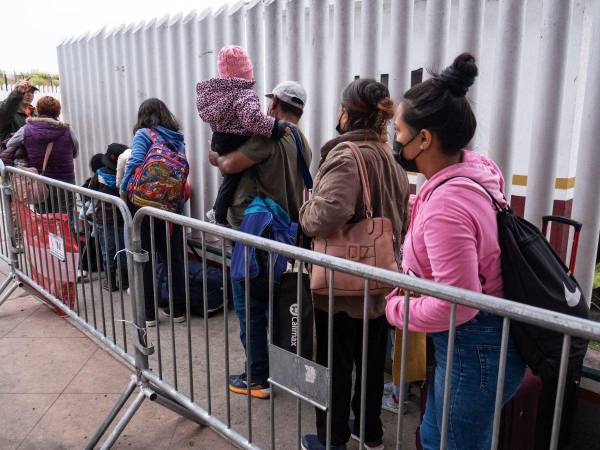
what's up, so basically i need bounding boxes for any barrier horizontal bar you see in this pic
[133,206,600,342]
[2,165,134,231]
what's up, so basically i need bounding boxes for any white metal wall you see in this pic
[57,0,600,302]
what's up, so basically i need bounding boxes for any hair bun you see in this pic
[376,97,395,120]
[438,53,478,97]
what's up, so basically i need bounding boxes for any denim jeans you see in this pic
[420,312,525,450]
[231,270,270,386]
[97,222,126,272]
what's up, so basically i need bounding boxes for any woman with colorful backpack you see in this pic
[121,98,189,326]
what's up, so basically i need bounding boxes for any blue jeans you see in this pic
[97,222,126,272]
[232,271,270,386]
[420,312,525,450]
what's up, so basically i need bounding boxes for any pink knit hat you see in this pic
[217,45,254,81]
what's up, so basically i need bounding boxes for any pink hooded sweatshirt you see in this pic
[385,150,507,333]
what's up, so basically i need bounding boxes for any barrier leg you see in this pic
[151,386,205,426]
[0,273,21,308]
[85,375,138,450]
[97,386,151,450]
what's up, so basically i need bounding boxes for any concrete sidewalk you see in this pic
[0,291,235,450]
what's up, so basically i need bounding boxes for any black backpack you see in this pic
[432,176,590,381]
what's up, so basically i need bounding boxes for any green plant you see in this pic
[594,263,600,289]
[0,69,60,87]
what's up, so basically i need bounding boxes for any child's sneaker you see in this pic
[383,381,398,396]
[381,389,408,415]
[206,208,217,224]
[382,392,400,414]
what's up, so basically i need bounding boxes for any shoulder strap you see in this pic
[41,141,55,174]
[288,126,313,189]
[147,128,160,145]
[428,175,504,211]
[344,141,373,218]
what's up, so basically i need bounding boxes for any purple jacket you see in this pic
[196,78,275,137]
[21,117,78,183]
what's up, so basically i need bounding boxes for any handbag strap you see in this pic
[344,141,373,218]
[41,141,55,174]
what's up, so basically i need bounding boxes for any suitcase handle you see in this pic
[542,215,582,233]
[541,215,582,273]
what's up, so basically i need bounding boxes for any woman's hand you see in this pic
[15,78,32,94]
[208,150,219,167]
[386,287,421,301]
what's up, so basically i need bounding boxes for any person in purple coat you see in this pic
[7,96,79,212]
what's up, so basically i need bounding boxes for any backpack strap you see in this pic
[288,126,313,189]
[147,128,160,145]
[428,175,505,212]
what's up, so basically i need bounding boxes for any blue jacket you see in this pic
[231,196,298,283]
[120,125,186,194]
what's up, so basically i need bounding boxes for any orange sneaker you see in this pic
[228,373,271,399]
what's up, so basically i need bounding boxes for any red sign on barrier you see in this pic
[16,201,79,311]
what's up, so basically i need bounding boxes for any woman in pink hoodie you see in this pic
[386,53,525,449]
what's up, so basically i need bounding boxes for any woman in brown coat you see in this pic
[300,79,410,450]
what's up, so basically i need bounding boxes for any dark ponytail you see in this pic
[402,53,478,154]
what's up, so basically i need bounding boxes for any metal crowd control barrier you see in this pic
[0,163,22,307]
[1,165,600,449]
[97,205,599,450]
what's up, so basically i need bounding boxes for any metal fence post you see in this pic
[0,166,22,307]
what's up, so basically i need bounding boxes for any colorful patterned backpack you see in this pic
[128,128,189,213]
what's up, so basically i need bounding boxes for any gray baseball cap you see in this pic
[265,81,306,110]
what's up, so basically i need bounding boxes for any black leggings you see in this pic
[314,310,388,445]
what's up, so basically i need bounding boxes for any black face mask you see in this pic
[336,119,344,135]
[393,134,422,172]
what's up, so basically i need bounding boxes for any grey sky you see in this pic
[1,0,234,74]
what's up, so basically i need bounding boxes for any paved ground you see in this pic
[0,290,237,450]
[0,264,419,449]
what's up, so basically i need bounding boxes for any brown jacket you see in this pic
[300,129,410,318]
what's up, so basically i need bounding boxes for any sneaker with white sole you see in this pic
[161,307,186,323]
[146,314,157,328]
[383,381,399,396]
[381,392,408,414]
[348,419,384,450]
[206,208,217,224]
